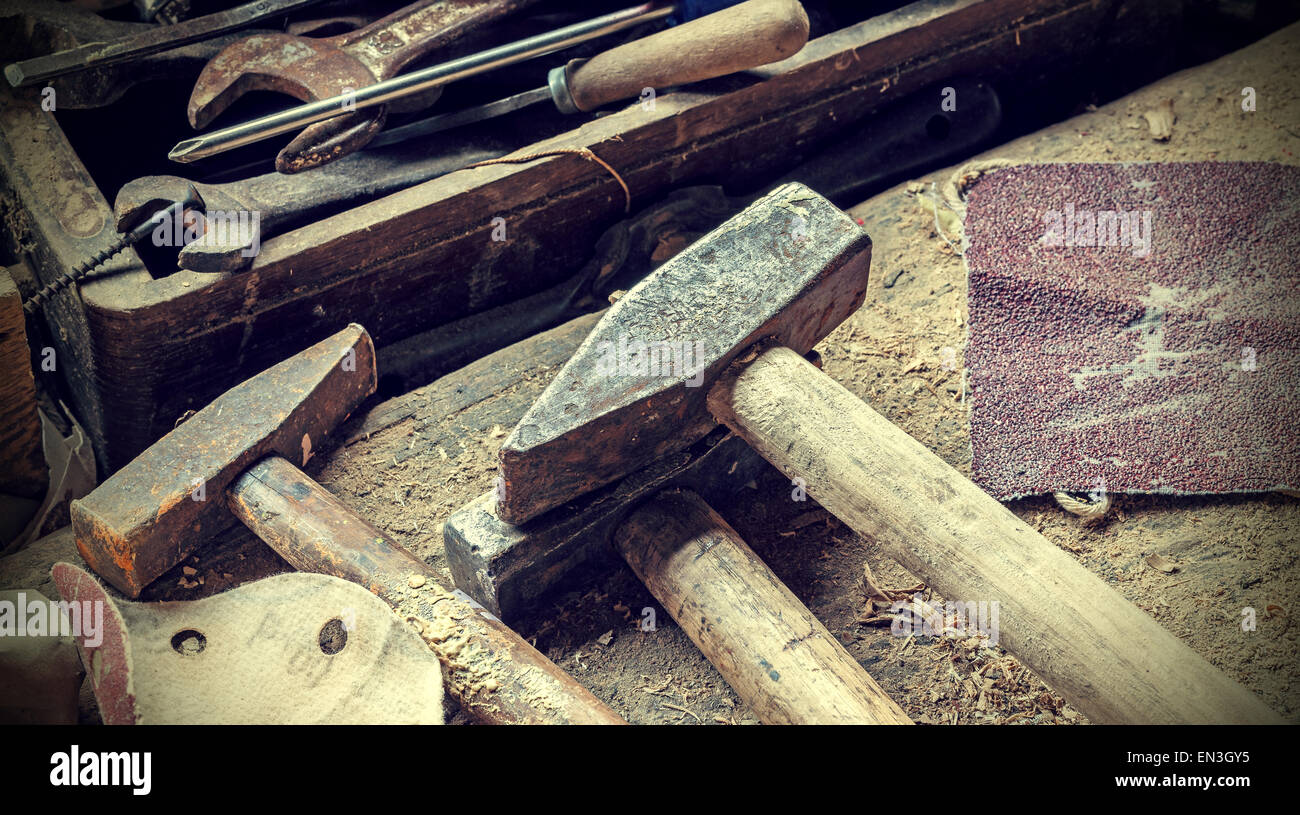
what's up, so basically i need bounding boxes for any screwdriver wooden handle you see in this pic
[707,345,1283,725]
[228,455,626,725]
[563,0,809,113]
[616,488,913,724]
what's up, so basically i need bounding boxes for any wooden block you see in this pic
[616,489,913,725]
[0,270,46,498]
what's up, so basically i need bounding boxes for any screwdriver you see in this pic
[371,0,809,147]
[169,0,807,164]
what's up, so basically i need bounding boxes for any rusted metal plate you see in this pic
[70,324,377,597]
[495,183,871,524]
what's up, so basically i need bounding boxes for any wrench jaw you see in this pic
[189,34,383,126]
[276,107,388,174]
[116,178,253,273]
[114,176,204,233]
[188,32,409,172]
[178,234,260,274]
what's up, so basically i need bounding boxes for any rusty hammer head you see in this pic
[493,183,871,526]
[445,183,870,619]
[70,325,377,597]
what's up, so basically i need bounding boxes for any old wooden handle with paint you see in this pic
[564,0,809,113]
[707,344,1282,725]
[228,455,626,725]
[616,488,913,724]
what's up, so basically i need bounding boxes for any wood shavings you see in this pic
[1053,491,1112,523]
[661,702,701,723]
[861,560,924,604]
[1142,98,1176,140]
[639,675,673,696]
[1145,553,1181,574]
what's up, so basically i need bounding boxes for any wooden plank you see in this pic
[348,310,602,446]
[0,269,45,498]
[0,94,119,474]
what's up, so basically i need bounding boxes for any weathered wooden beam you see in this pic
[0,268,45,499]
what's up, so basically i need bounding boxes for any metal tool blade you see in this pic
[5,0,329,88]
[371,86,553,148]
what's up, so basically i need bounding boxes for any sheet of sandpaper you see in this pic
[963,162,1300,500]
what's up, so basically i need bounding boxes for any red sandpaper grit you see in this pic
[963,162,1300,500]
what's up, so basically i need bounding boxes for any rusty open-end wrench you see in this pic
[188,0,537,174]
[114,134,511,273]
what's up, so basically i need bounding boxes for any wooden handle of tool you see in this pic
[616,488,913,725]
[707,345,1282,725]
[228,455,626,726]
[565,0,809,113]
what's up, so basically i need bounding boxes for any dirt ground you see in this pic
[305,24,1300,724]
[7,23,1296,726]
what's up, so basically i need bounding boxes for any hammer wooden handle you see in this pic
[707,345,1283,724]
[563,0,809,113]
[616,489,912,724]
[229,455,626,725]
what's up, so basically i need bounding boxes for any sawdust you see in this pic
[835,25,1300,722]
